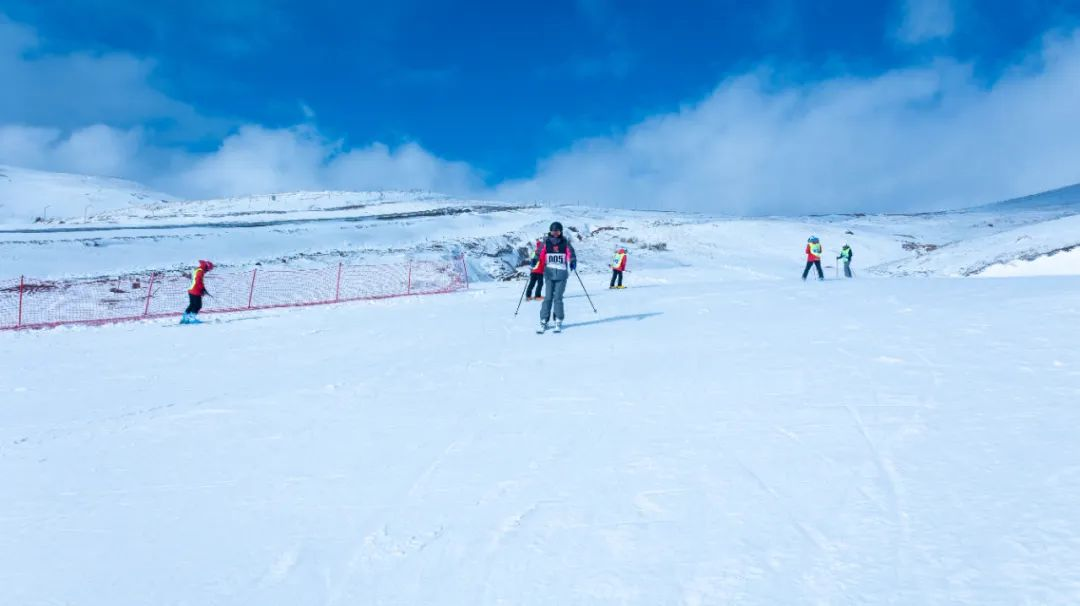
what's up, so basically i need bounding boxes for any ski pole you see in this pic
[513,276,529,316]
[574,270,598,314]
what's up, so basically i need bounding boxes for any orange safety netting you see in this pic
[1,257,469,330]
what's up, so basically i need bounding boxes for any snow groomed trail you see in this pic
[2,270,1080,605]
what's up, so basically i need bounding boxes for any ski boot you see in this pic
[537,321,548,334]
[179,313,191,325]
[553,320,563,333]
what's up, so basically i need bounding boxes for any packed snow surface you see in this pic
[3,166,1080,603]
[979,245,1080,277]
[3,270,1080,605]
[0,165,174,224]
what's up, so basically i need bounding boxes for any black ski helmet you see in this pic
[549,221,563,232]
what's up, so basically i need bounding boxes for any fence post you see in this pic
[247,268,258,309]
[407,261,413,295]
[143,273,156,317]
[460,254,470,289]
[335,263,343,302]
[17,276,24,328]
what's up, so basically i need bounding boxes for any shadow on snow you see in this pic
[560,312,663,331]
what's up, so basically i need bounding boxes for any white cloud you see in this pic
[0,124,144,177]
[0,14,482,201]
[0,124,56,168]
[325,141,483,195]
[160,125,484,199]
[5,12,1080,216]
[895,0,956,45]
[498,29,1080,214]
[0,121,483,200]
[164,126,327,198]
[0,15,212,136]
[51,125,145,177]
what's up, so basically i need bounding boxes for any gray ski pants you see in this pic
[539,278,568,321]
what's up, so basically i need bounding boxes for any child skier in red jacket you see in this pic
[609,247,627,288]
[181,260,214,324]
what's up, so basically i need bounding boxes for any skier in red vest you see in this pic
[802,236,824,281]
[181,260,214,324]
[609,247,628,289]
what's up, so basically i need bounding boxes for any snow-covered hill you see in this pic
[968,181,1080,214]
[2,167,1079,281]
[0,165,175,225]
[874,213,1080,277]
[870,182,1080,277]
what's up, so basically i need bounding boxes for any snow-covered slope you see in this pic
[980,245,1080,277]
[0,165,175,225]
[968,181,1080,214]
[872,214,1080,277]
[0,200,951,281]
[871,183,1080,277]
[2,166,1080,281]
[5,167,1080,604]
[4,271,1080,605]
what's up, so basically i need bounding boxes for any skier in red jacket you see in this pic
[181,260,214,324]
[609,247,628,289]
[802,236,824,281]
[525,238,545,301]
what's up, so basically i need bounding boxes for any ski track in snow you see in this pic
[3,268,1080,604]
[845,401,914,592]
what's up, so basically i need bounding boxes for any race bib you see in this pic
[546,253,567,268]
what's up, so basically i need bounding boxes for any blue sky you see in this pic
[2,0,1080,213]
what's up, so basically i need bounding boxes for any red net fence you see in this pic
[1,256,470,331]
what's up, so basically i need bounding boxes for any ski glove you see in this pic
[570,261,577,271]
